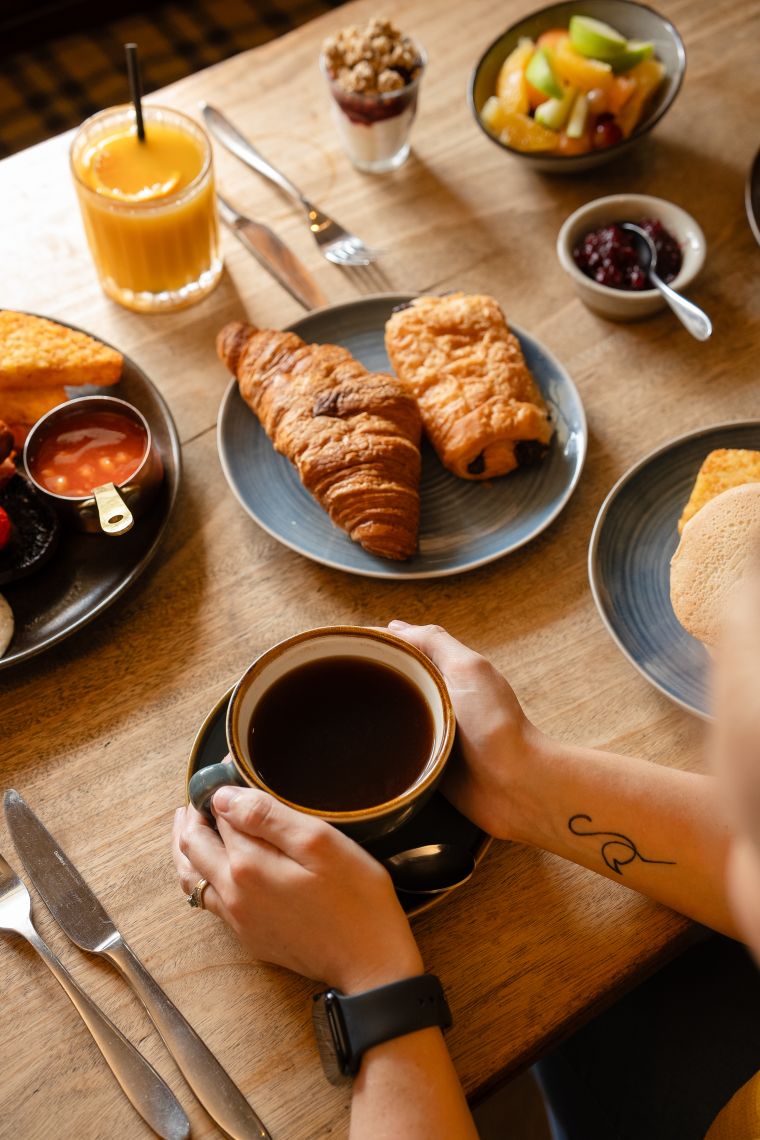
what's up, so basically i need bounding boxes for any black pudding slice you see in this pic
[0,474,60,586]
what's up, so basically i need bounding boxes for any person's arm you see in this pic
[712,571,760,954]
[388,620,737,938]
[173,790,477,1140]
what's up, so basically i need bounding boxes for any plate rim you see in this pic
[746,145,760,247]
[216,293,587,580]
[587,419,760,720]
[0,314,181,670]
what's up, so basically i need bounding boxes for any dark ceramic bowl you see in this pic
[469,0,685,173]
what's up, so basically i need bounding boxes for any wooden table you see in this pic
[1,0,758,1135]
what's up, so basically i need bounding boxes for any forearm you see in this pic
[508,727,737,937]
[350,1028,477,1140]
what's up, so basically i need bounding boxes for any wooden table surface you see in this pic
[1,0,758,1135]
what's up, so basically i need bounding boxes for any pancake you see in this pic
[670,483,760,647]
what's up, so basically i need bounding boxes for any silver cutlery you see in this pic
[203,102,381,267]
[217,190,327,310]
[0,849,190,1140]
[620,221,713,341]
[5,790,272,1140]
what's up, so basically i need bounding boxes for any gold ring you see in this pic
[187,878,210,909]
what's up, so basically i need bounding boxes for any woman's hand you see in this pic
[173,787,423,992]
[387,620,545,840]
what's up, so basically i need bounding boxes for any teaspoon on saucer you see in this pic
[382,843,476,895]
[620,222,712,341]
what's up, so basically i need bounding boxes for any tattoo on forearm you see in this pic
[568,814,677,876]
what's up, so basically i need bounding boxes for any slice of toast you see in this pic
[0,387,68,425]
[677,448,760,534]
[0,311,123,389]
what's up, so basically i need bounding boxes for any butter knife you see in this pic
[216,191,326,311]
[4,790,272,1140]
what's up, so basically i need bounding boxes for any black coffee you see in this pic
[250,656,434,812]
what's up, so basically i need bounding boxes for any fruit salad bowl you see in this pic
[469,0,685,173]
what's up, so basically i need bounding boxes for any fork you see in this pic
[202,103,381,267]
[0,852,189,1140]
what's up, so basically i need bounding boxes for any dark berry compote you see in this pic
[573,218,682,290]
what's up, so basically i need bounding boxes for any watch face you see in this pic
[312,992,352,1086]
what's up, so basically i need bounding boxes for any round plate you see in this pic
[186,688,491,919]
[0,320,180,670]
[588,421,760,719]
[217,294,586,579]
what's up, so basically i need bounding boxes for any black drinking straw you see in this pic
[125,42,145,141]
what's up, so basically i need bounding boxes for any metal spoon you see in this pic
[382,844,476,895]
[621,222,712,341]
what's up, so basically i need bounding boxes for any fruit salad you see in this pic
[480,15,665,155]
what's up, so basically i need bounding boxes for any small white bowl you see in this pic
[556,193,706,321]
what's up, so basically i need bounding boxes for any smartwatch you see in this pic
[312,974,452,1084]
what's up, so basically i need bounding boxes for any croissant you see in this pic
[384,293,553,480]
[217,321,422,560]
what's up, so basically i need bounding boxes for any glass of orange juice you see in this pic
[70,104,222,313]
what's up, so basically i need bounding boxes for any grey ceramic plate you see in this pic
[0,323,180,670]
[186,688,491,918]
[217,294,586,579]
[588,422,760,720]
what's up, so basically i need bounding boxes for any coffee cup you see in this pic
[188,626,455,843]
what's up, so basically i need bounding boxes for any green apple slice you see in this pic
[611,40,655,72]
[569,15,627,60]
[525,48,564,99]
[565,92,589,139]
[534,85,577,130]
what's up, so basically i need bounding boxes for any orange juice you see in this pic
[71,105,222,312]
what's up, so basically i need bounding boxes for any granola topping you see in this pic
[322,18,421,96]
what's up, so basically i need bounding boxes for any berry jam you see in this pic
[573,219,683,291]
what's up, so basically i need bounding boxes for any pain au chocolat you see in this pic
[384,292,553,480]
[216,321,422,561]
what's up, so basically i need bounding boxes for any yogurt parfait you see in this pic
[320,18,425,173]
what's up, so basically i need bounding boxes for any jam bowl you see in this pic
[23,395,164,535]
[556,193,706,320]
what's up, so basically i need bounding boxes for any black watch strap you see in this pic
[338,974,452,1075]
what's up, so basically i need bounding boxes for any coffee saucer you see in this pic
[186,689,491,918]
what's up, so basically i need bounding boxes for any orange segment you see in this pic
[497,109,559,152]
[91,171,182,202]
[616,58,665,135]
[552,37,614,92]
[495,38,534,113]
[536,29,569,53]
[607,75,636,115]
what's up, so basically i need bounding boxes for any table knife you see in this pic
[216,191,326,311]
[4,790,272,1140]
[0,850,190,1140]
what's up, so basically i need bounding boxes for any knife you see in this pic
[216,191,326,311]
[4,790,272,1140]
[0,850,190,1140]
